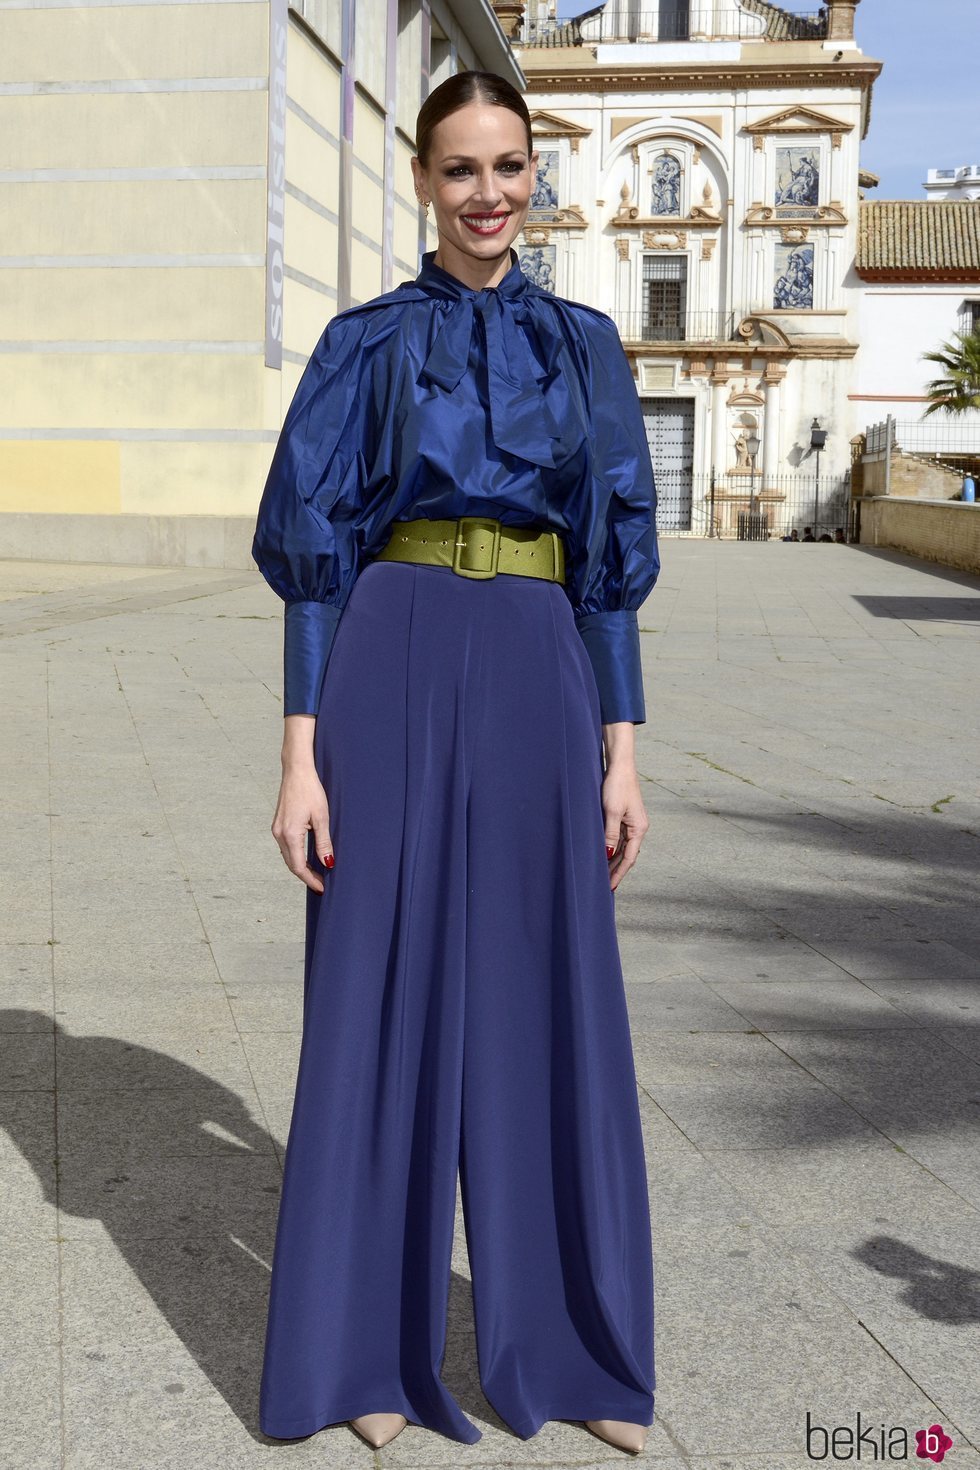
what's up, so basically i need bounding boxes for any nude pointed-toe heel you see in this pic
[585,1418,648,1455]
[349,1413,408,1447]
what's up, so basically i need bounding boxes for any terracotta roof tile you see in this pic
[857,200,980,278]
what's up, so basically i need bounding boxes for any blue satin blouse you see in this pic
[251,246,659,723]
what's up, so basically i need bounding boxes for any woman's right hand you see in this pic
[273,715,334,893]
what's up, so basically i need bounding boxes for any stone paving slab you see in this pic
[1,543,978,1467]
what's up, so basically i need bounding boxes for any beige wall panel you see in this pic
[291,135,343,221]
[394,198,420,271]
[0,441,121,513]
[354,96,386,175]
[287,28,340,130]
[350,241,383,308]
[277,360,307,412]
[2,180,265,255]
[350,170,383,244]
[0,354,266,430]
[120,440,274,516]
[321,138,341,211]
[2,5,267,84]
[394,134,417,185]
[394,244,418,282]
[283,193,335,294]
[270,361,314,435]
[286,108,337,212]
[283,276,338,362]
[0,268,265,342]
[2,92,267,171]
[263,355,310,429]
[395,245,419,281]
[393,136,420,269]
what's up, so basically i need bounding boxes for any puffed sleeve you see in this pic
[251,310,372,717]
[570,312,660,725]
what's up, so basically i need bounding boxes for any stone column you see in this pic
[614,235,632,334]
[710,366,730,476]
[762,365,786,491]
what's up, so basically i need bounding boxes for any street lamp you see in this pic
[747,430,761,507]
[752,429,764,540]
[810,417,828,534]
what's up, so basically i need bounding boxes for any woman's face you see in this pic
[413,102,538,273]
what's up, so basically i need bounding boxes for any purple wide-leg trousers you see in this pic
[259,558,656,1444]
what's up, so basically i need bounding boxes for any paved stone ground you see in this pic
[2,540,979,1470]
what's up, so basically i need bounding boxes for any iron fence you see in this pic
[612,309,738,344]
[654,469,852,540]
[519,4,828,46]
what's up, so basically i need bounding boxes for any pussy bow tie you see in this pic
[414,264,568,470]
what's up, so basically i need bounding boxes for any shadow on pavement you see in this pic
[0,1011,491,1442]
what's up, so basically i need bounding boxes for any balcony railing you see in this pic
[518,4,829,47]
[613,309,738,343]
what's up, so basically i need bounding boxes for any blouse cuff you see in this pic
[283,600,345,716]
[575,609,646,725]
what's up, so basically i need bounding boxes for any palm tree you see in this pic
[921,327,980,418]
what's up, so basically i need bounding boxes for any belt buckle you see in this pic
[451,516,501,579]
[550,530,563,583]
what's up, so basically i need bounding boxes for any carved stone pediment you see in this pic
[529,110,592,153]
[521,208,590,242]
[743,106,854,146]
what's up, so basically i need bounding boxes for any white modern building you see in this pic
[924,164,980,202]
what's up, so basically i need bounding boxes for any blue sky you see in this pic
[856,0,978,198]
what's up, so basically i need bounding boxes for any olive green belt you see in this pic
[372,515,566,584]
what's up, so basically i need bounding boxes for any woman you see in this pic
[252,70,659,1458]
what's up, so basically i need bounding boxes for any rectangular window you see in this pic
[298,0,341,58]
[659,0,691,40]
[396,0,421,137]
[959,300,980,336]
[643,255,688,341]
[354,0,387,107]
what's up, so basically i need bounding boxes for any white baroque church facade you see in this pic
[506,0,881,535]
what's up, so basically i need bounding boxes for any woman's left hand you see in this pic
[601,759,650,890]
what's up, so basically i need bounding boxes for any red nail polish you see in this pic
[606,845,615,858]
[324,853,335,869]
